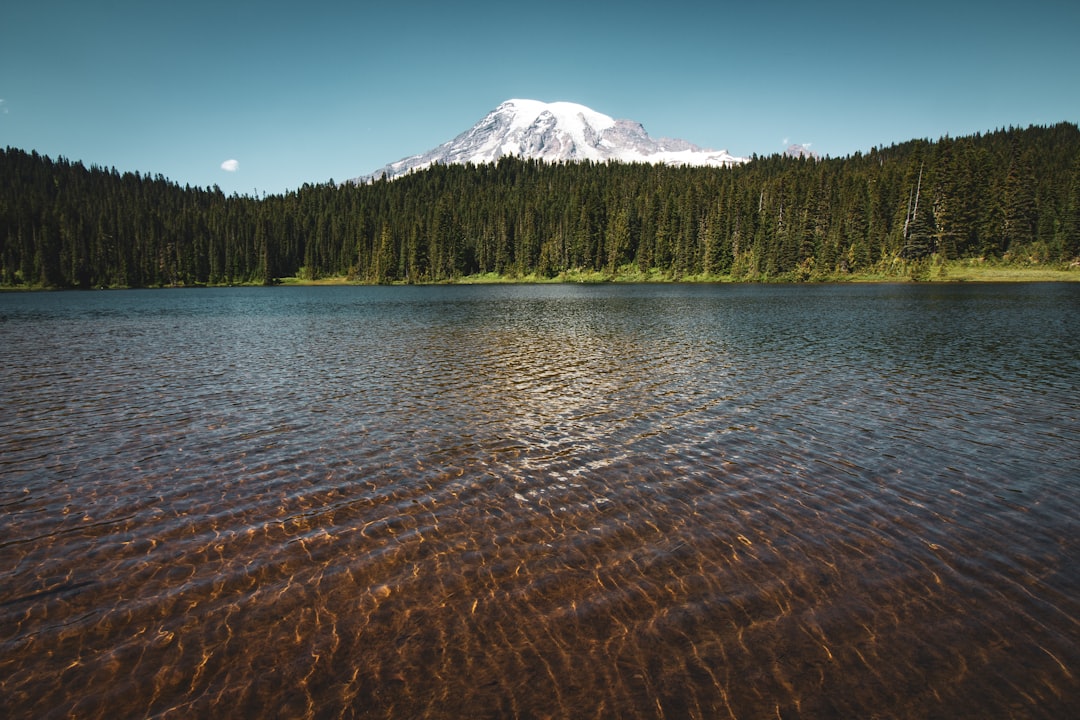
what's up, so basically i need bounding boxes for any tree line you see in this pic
[2,122,1079,288]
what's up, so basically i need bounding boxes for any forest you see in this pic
[2,122,1079,288]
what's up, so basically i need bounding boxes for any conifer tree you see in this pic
[3,123,1079,287]
[1003,140,1038,252]
[1063,157,1080,260]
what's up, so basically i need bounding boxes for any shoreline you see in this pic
[4,262,1078,291]
[277,261,1080,287]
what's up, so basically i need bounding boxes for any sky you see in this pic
[2,0,1078,196]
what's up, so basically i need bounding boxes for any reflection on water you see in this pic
[1,284,1078,718]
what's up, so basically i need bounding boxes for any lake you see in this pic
[1,283,1078,718]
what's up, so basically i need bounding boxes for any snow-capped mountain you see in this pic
[355,99,747,182]
[784,143,820,160]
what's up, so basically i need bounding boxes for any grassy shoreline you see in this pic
[4,261,1078,291]
[277,261,1080,286]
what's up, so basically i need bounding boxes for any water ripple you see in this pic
[1,284,1078,718]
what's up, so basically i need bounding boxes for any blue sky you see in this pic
[2,0,1077,196]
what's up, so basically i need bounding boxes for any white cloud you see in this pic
[220,158,239,172]
[0,99,8,115]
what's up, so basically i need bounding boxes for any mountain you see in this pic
[784,143,820,159]
[355,99,747,182]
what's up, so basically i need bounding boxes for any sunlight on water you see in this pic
[1,284,1078,718]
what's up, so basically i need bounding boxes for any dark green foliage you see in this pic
[2,123,1078,288]
[1063,157,1080,260]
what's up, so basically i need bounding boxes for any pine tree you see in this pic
[1003,139,1038,253]
[1062,156,1080,261]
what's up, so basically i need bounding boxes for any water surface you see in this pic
[1,283,1078,718]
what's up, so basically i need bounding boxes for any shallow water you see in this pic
[1,283,1078,718]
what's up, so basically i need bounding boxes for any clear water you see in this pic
[1,283,1078,718]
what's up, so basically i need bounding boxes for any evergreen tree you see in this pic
[1063,156,1080,261]
[1003,139,1038,252]
[2,123,1079,287]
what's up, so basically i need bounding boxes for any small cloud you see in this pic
[220,158,239,172]
[0,99,8,115]
[782,136,789,146]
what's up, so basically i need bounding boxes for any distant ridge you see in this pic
[355,99,747,182]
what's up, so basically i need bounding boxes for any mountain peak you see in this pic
[356,99,746,182]
[784,143,820,160]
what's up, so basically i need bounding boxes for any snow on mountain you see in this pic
[784,143,820,159]
[355,99,747,182]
